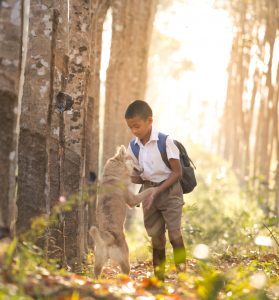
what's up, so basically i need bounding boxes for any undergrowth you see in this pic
[0,146,278,299]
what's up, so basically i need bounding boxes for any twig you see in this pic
[263,223,279,248]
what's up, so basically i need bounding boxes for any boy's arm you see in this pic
[156,136,182,194]
[156,158,182,195]
[142,159,182,211]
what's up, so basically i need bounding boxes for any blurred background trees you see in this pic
[218,0,279,219]
[146,0,279,223]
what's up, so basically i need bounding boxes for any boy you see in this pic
[125,100,186,281]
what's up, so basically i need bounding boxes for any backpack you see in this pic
[129,132,197,194]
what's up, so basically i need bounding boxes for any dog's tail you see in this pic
[89,226,115,246]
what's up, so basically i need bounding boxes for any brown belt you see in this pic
[143,180,164,187]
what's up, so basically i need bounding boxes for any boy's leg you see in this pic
[151,233,166,281]
[168,229,186,272]
[141,185,166,280]
[158,182,186,272]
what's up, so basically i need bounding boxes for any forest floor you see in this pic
[1,251,279,299]
[1,151,279,299]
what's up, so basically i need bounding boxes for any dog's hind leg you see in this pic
[110,238,130,275]
[89,226,108,277]
[94,246,107,277]
[119,256,130,275]
[120,240,130,274]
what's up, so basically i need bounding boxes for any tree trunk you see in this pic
[103,0,157,165]
[17,0,53,234]
[85,0,110,247]
[0,0,22,229]
[46,0,69,264]
[61,0,92,268]
[258,5,276,185]
[274,76,279,220]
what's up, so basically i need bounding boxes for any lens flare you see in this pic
[254,236,273,247]
[193,244,209,259]
[250,272,267,289]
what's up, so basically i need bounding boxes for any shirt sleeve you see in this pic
[166,136,180,160]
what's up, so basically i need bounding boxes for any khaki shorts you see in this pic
[141,181,184,237]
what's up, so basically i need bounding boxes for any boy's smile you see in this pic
[126,116,153,145]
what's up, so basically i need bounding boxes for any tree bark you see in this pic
[45,1,69,264]
[61,0,92,268]
[86,0,110,246]
[0,0,22,229]
[17,0,53,233]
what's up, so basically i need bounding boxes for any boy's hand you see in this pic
[143,187,158,211]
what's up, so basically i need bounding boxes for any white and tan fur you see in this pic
[89,145,155,277]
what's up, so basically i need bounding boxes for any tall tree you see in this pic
[17,0,54,233]
[103,0,158,164]
[61,0,92,268]
[85,0,110,244]
[0,0,22,229]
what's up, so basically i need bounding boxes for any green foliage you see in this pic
[195,261,226,300]
[224,260,272,300]
[4,237,17,267]
[182,145,278,255]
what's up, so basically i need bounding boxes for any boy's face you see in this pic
[126,116,153,141]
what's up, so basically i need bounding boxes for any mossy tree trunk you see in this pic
[0,0,22,230]
[17,0,53,234]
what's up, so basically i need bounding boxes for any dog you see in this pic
[89,145,156,277]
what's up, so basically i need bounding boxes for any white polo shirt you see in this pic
[127,127,180,183]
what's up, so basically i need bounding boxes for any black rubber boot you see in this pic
[170,236,186,272]
[152,248,166,281]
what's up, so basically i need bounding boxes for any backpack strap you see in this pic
[130,133,171,169]
[129,139,140,160]
[157,132,171,169]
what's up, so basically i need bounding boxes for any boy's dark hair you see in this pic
[125,100,152,120]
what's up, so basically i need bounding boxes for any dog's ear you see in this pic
[116,145,126,158]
